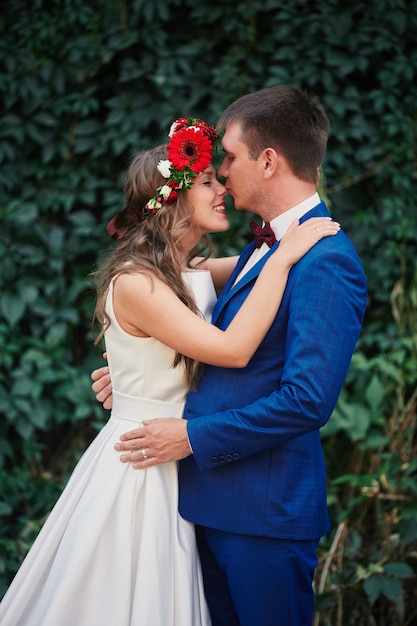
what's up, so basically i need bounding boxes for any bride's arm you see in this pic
[113,217,339,368]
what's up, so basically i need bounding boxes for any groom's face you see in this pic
[217,121,262,215]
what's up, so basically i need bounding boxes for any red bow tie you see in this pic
[249,220,277,248]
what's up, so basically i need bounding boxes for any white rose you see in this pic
[159,184,172,198]
[157,160,172,178]
[168,122,179,137]
[147,198,162,210]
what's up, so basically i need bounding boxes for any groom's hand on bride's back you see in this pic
[91,361,113,410]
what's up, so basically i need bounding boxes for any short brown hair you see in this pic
[217,85,329,184]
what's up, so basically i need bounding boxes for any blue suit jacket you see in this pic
[179,202,367,540]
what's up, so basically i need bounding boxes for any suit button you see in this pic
[211,457,219,465]
[225,454,232,462]
[219,456,225,464]
[233,453,240,460]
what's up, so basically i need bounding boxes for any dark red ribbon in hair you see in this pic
[106,209,130,240]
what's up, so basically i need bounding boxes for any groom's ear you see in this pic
[263,148,295,180]
[261,147,280,179]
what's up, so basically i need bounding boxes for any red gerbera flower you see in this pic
[167,127,213,174]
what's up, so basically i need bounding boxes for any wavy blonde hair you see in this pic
[92,144,212,389]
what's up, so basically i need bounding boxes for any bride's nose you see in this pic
[216,181,227,197]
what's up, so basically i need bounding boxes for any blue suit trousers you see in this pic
[196,525,319,626]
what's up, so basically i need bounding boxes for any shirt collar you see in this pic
[268,193,321,241]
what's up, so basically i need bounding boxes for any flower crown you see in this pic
[105,116,219,240]
[143,116,220,215]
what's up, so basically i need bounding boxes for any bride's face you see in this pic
[186,165,229,240]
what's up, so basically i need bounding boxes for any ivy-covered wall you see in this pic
[1,1,416,623]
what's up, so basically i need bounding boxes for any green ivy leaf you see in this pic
[365,374,384,409]
[364,574,403,605]
[383,562,414,579]
[0,293,25,326]
[0,501,13,516]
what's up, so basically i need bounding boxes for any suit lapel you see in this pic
[211,243,254,323]
[212,240,280,324]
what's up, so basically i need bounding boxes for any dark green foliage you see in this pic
[0,0,416,622]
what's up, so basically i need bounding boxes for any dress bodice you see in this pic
[104,270,217,402]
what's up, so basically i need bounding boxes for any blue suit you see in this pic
[179,201,367,625]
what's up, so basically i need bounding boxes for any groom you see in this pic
[93,85,367,625]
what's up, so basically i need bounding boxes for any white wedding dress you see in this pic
[0,270,216,626]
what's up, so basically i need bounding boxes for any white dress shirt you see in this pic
[235,193,321,283]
